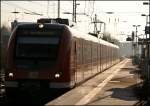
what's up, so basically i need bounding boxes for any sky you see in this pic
[1,0,149,42]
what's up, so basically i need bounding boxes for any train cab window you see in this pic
[15,29,62,69]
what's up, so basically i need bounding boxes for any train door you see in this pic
[111,48,113,66]
[110,47,112,66]
[106,46,108,68]
[103,45,106,70]
[99,44,101,72]
[70,40,77,86]
[106,46,108,69]
[76,39,83,83]
[84,41,92,79]
[101,44,103,71]
[74,41,77,83]
[81,39,84,80]
[81,39,84,81]
[108,46,110,67]
[92,43,97,74]
[97,44,100,72]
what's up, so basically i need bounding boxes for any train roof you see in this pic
[16,23,65,30]
[99,39,119,48]
[67,26,119,49]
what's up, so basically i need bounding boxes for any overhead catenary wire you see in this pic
[58,0,60,18]
[2,1,90,22]
[2,1,43,16]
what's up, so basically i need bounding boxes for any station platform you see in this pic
[45,59,139,106]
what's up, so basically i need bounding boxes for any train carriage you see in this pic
[5,23,119,91]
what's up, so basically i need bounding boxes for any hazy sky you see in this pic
[1,1,149,42]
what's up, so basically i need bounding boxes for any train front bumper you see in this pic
[5,81,18,87]
[5,81,74,88]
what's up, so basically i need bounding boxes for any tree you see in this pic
[0,25,11,69]
[102,32,119,45]
[88,31,119,45]
[1,25,11,36]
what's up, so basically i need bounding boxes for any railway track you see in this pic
[0,71,6,105]
[0,72,5,96]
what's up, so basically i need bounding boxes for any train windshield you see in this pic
[15,29,62,69]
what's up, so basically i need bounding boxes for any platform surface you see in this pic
[45,59,139,106]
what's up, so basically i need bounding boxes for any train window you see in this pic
[15,29,62,69]
[17,36,59,45]
[37,18,69,25]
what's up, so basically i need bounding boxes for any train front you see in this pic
[5,23,72,92]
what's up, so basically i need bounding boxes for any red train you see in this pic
[5,23,119,90]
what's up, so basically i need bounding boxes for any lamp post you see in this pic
[132,25,141,64]
[91,15,106,36]
[141,14,150,39]
[142,1,150,99]
[73,0,80,23]
[11,10,20,20]
[133,25,141,43]
[105,12,116,37]
[141,14,150,26]
[106,12,114,23]
[141,14,150,80]
[58,0,60,18]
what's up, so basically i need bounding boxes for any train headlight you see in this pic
[8,73,14,77]
[39,24,44,28]
[55,73,60,78]
[0,88,5,93]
